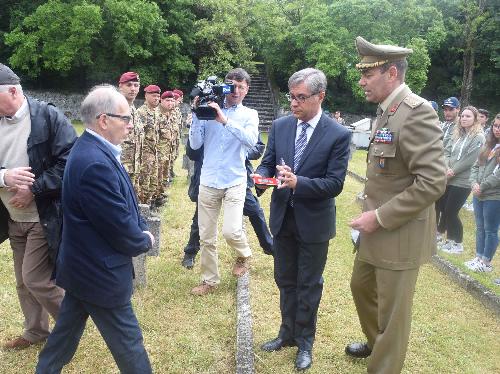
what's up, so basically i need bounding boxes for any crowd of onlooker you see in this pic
[430,98,499,273]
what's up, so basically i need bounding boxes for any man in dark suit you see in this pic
[254,68,350,371]
[36,85,154,374]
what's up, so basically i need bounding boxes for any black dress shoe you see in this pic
[181,253,196,269]
[295,350,312,371]
[260,337,295,352]
[345,342,372,358]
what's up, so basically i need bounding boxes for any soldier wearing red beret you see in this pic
[135,85,162,205]
[118,72,142,191]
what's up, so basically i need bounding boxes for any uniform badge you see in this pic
[373,128,394,144]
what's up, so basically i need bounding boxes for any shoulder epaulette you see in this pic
[403,93,424,109]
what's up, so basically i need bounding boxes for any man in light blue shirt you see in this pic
[189,68,259,295]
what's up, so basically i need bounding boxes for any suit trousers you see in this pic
[350,256,419,374]
[35,292,151,374]
[198,183,251,285]
[8,220,64,343]
[274,207,329,351]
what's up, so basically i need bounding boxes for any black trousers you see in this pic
[437,184,471,243]
[184,203,200,255]
[274,207,329,351]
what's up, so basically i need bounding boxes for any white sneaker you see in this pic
[472,261,493,273]
[464,257,480,269]
[441,240,463,254]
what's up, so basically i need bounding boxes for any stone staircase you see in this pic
[243,64,275,132]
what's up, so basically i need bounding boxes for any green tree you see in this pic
[5,0,103,76]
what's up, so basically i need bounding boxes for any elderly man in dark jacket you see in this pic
[0,64,77,349]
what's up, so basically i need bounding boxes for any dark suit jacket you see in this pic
[56,131,151,308]
[256,113,351,243]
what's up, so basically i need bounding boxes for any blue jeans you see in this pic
[473,197,500,262]
[36,293,151,374]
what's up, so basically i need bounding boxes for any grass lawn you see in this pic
[0,146,498,373]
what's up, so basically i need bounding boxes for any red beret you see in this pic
[119,71,139,84]
[172,92,181,100]
[173,89,183,97]
[161,91,175,99]
[144,85,161,94]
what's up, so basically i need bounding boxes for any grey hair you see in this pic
[80,84,126,127]
[288,68,327,93]
[0,84,23,95]
[380,60,408,82]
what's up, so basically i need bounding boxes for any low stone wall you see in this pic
[24,89,145,121]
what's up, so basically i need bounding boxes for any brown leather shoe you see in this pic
[191,281,217,296]
[232,256,251,277]
[3,336,36,350]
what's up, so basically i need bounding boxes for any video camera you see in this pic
[189,76,235,120]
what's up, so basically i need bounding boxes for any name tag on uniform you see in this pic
[374,128,394,144]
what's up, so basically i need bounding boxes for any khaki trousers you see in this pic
[350,256,419,374]
[198,183,251,285]
[8,220,64,343]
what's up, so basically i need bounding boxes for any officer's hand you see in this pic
[349,210,380,234]
[8,185,34,209]
[4,167,35,187]
[207,102,228,125]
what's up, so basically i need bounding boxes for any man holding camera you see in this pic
[189,68,259,296]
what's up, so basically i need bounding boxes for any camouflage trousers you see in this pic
[137,150,158,204]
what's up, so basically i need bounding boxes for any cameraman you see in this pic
[189,68,259,296]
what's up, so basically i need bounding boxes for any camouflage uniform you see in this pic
[121,105,143,193]
[169,107,183,177]
[156,109,176,199]
[135,104,160,204]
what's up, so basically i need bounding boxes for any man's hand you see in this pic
[143,231,155,246]
[276,164,297,190]
[207,102,228,125]
[8,185,35,209]
[349,210,380,234]
[4,167,35,187]
[472,183,481,196]
[446,168,455,178]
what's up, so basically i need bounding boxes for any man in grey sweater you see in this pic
[0,64,77,349]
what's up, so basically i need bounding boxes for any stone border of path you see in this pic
[347,170,500,317]
[236,272,255,374]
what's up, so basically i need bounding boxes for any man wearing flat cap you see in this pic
[0,63,77,349]
[347,37,446,373]
[118,72,142,193]
[136,85,161,205]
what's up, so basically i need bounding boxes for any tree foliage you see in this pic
[0,0,498,112]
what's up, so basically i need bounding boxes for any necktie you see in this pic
[294,122,310,172]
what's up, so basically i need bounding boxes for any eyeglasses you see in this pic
[96,113,132,124]
[286,93,319,103]
[493,124,500,129]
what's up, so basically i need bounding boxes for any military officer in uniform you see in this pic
[346,37,446,374]
[118,72,142,192]
[136,85,161,205]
